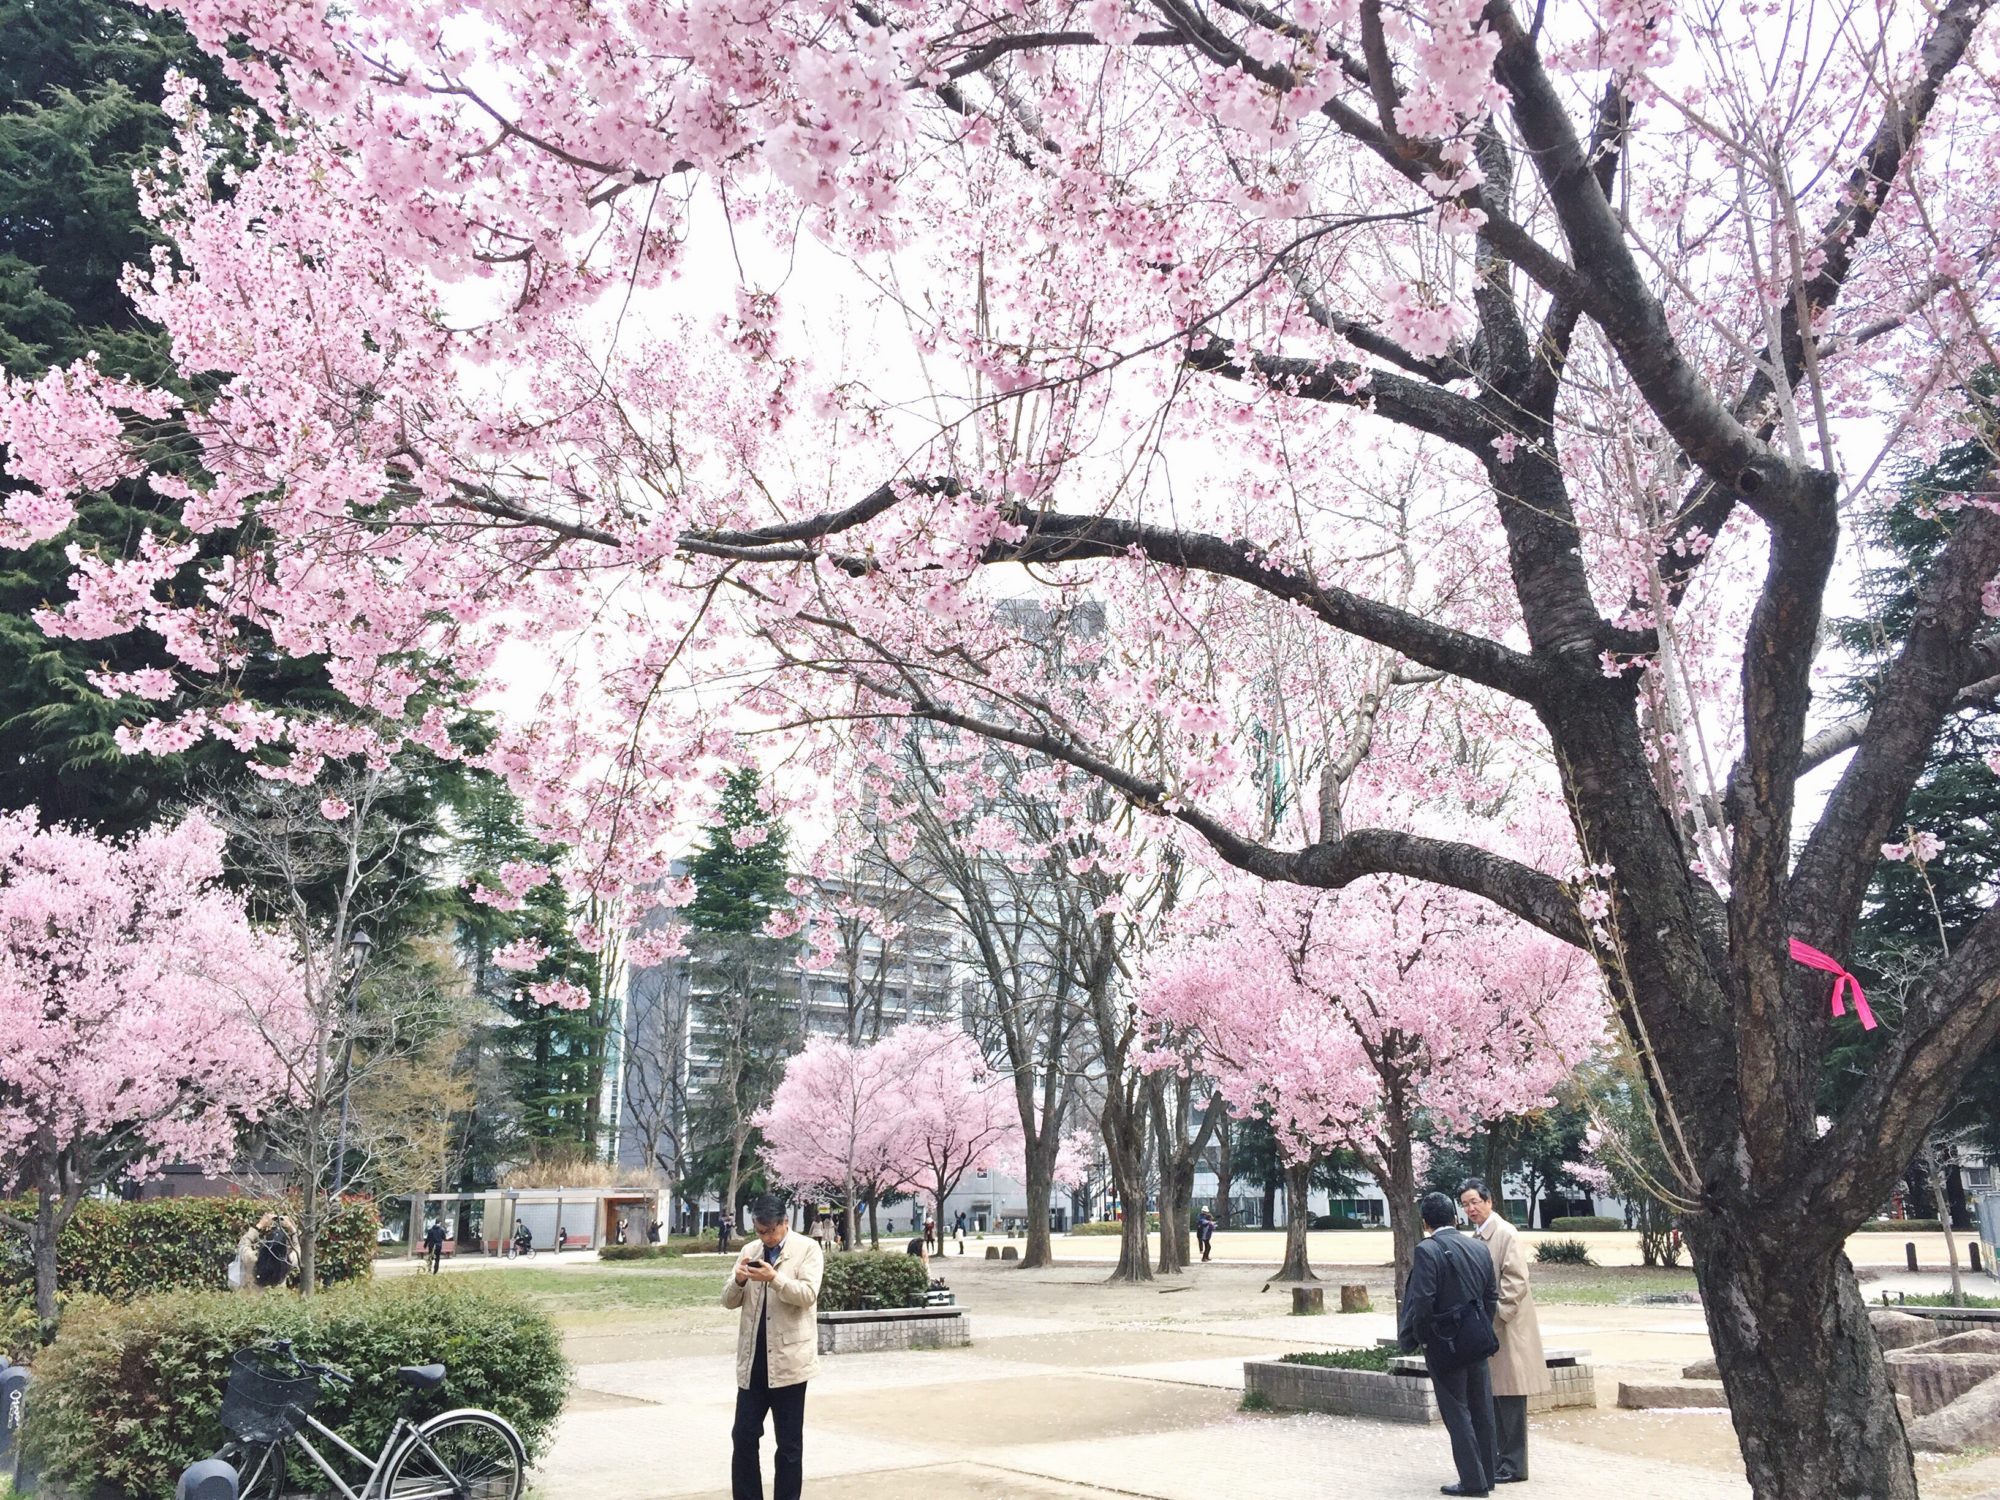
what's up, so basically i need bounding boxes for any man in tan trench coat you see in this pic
[722,1194,824,1500]
[1461,1179,1548,1484]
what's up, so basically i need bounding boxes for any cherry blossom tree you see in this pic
[1144,875,1604,1293]
[756,1033,926,1249]
[0,810,299,1329]
[879,1023,1022,1250]
[7,0,2000,1489]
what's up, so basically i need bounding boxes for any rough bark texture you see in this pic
[1688,1224,1914,1499]
[1270,1160,1317,1283]
[1214,1115,1233,1228]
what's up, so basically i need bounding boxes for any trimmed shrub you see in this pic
[594,1238,720,1260]
[817,1252,927,1312]
[1068,1215,1159,1235]
[1279,1346,1394,1372]
[1310,1214,1380,1231]
[1859,1218,1943,1232]
[1535,1238,1594,1266]
[23,1277,567,1500]
[0,1198,378,1301]
[1548,1215,1624,1233]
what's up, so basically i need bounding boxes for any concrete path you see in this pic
[531,1259,1786,1500]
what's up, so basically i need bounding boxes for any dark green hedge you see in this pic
[1279,1347,1393,1371]
[1310,1214,1385,1230]
[1547,1215,1624,1233]
[1859,1218,1944,1232]
[23,1278,568,1500]
[1069,1216,1158,1235]
[0,1198,379,1300]
[818,1252,927,1312]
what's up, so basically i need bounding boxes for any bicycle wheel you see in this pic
[213,1441,287,1500]
[382,1412,525,1500]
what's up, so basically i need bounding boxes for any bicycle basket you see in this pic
[219,1348,321,1444]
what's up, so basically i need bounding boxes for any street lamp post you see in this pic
[331,925,374,1195]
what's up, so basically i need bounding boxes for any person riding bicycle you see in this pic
[512,1222,533,1256]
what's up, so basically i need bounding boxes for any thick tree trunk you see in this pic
[867,1197,879,1249]
[1214,1114,1233,1229]
[1380,1118,1423,1302]
[1153,1097,1187,1275]
[1689,1223,1915,1499]
[1102,1087,1153,1283]
[1020,1161,1056,1269]
[32,1179,62,1335]
[1270,1160,1316,1282]
[1261,1178,1277,1229]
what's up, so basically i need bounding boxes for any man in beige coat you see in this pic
[722,1194,824,1500]
[1461,1179,1548,1485]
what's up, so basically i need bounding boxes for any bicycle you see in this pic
[209,1340,525,1500]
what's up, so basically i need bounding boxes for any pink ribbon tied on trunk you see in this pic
[1789,938,1878,1031]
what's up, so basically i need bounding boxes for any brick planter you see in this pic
[1245,1353,1596,1425]
[817,1306,970,1355]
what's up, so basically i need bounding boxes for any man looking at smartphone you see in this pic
[722,1194,824,1500]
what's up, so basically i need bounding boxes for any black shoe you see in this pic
[1496,1477,1527,1485]
[1440,1487,1491,1497]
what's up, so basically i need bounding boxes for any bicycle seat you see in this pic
[396,1364,447,1390]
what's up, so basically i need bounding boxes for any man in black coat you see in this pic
[1399,1191,1501,1496]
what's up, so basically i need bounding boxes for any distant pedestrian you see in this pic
[647,1219,662,1244]
[724,1194,823,1500]
[954,1212,966,1253]
[556,1223,568,1254]
[1399,1192,1500,1496]
[1196,1210,1216,1262]
[925,1216,937,1252]
[423,1218,447,1274]
[717,1218,731,1254]
[1462,1178,1547,1485]
[615,1215,630,1245]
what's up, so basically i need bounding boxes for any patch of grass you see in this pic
[477,1264,726,1330]
[1530,1266,1701,1305]
[1279,1346,1394,1372]
[1887,1292,2000,1309]
[1239,1389,1272,1411]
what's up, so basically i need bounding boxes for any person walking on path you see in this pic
[1460,1179,1546,1485]
[1196,1210,1216,1262]
[423,1217,447,1274]
[954,1212,967,1252]
[722,1194,824,1500]
[1399,1191,1501,1496]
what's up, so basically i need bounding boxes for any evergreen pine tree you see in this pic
[683,767,799,1233]
[1822,423,2000,1225]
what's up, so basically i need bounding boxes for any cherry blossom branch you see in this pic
[982,508,1549,701]
[1649,0,1992,601]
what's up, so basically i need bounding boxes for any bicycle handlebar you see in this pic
[253,1339,354,1388]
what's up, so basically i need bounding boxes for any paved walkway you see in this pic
[530,1259,1791,1500]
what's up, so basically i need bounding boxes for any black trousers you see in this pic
[732,1328,806,1500]
[426,1245,442,1274]
[1427,1354,1498,1493]
[1494,1393,1528,1480]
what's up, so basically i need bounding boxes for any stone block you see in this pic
[1873,1310,1949,1350]
[1619,1381,1730,1410]
[1909,1373,2000,1453]
[1000,1246,1019,1261]
[816,1307,970,1356]
[1682,1356,1720,1380]
[1884,1350,2000,1416]
[1914,1330,2000,1357]
[1292,1286,1325,1315]
[985,1246,1000,1260]
[1340,1284,1371,1313]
